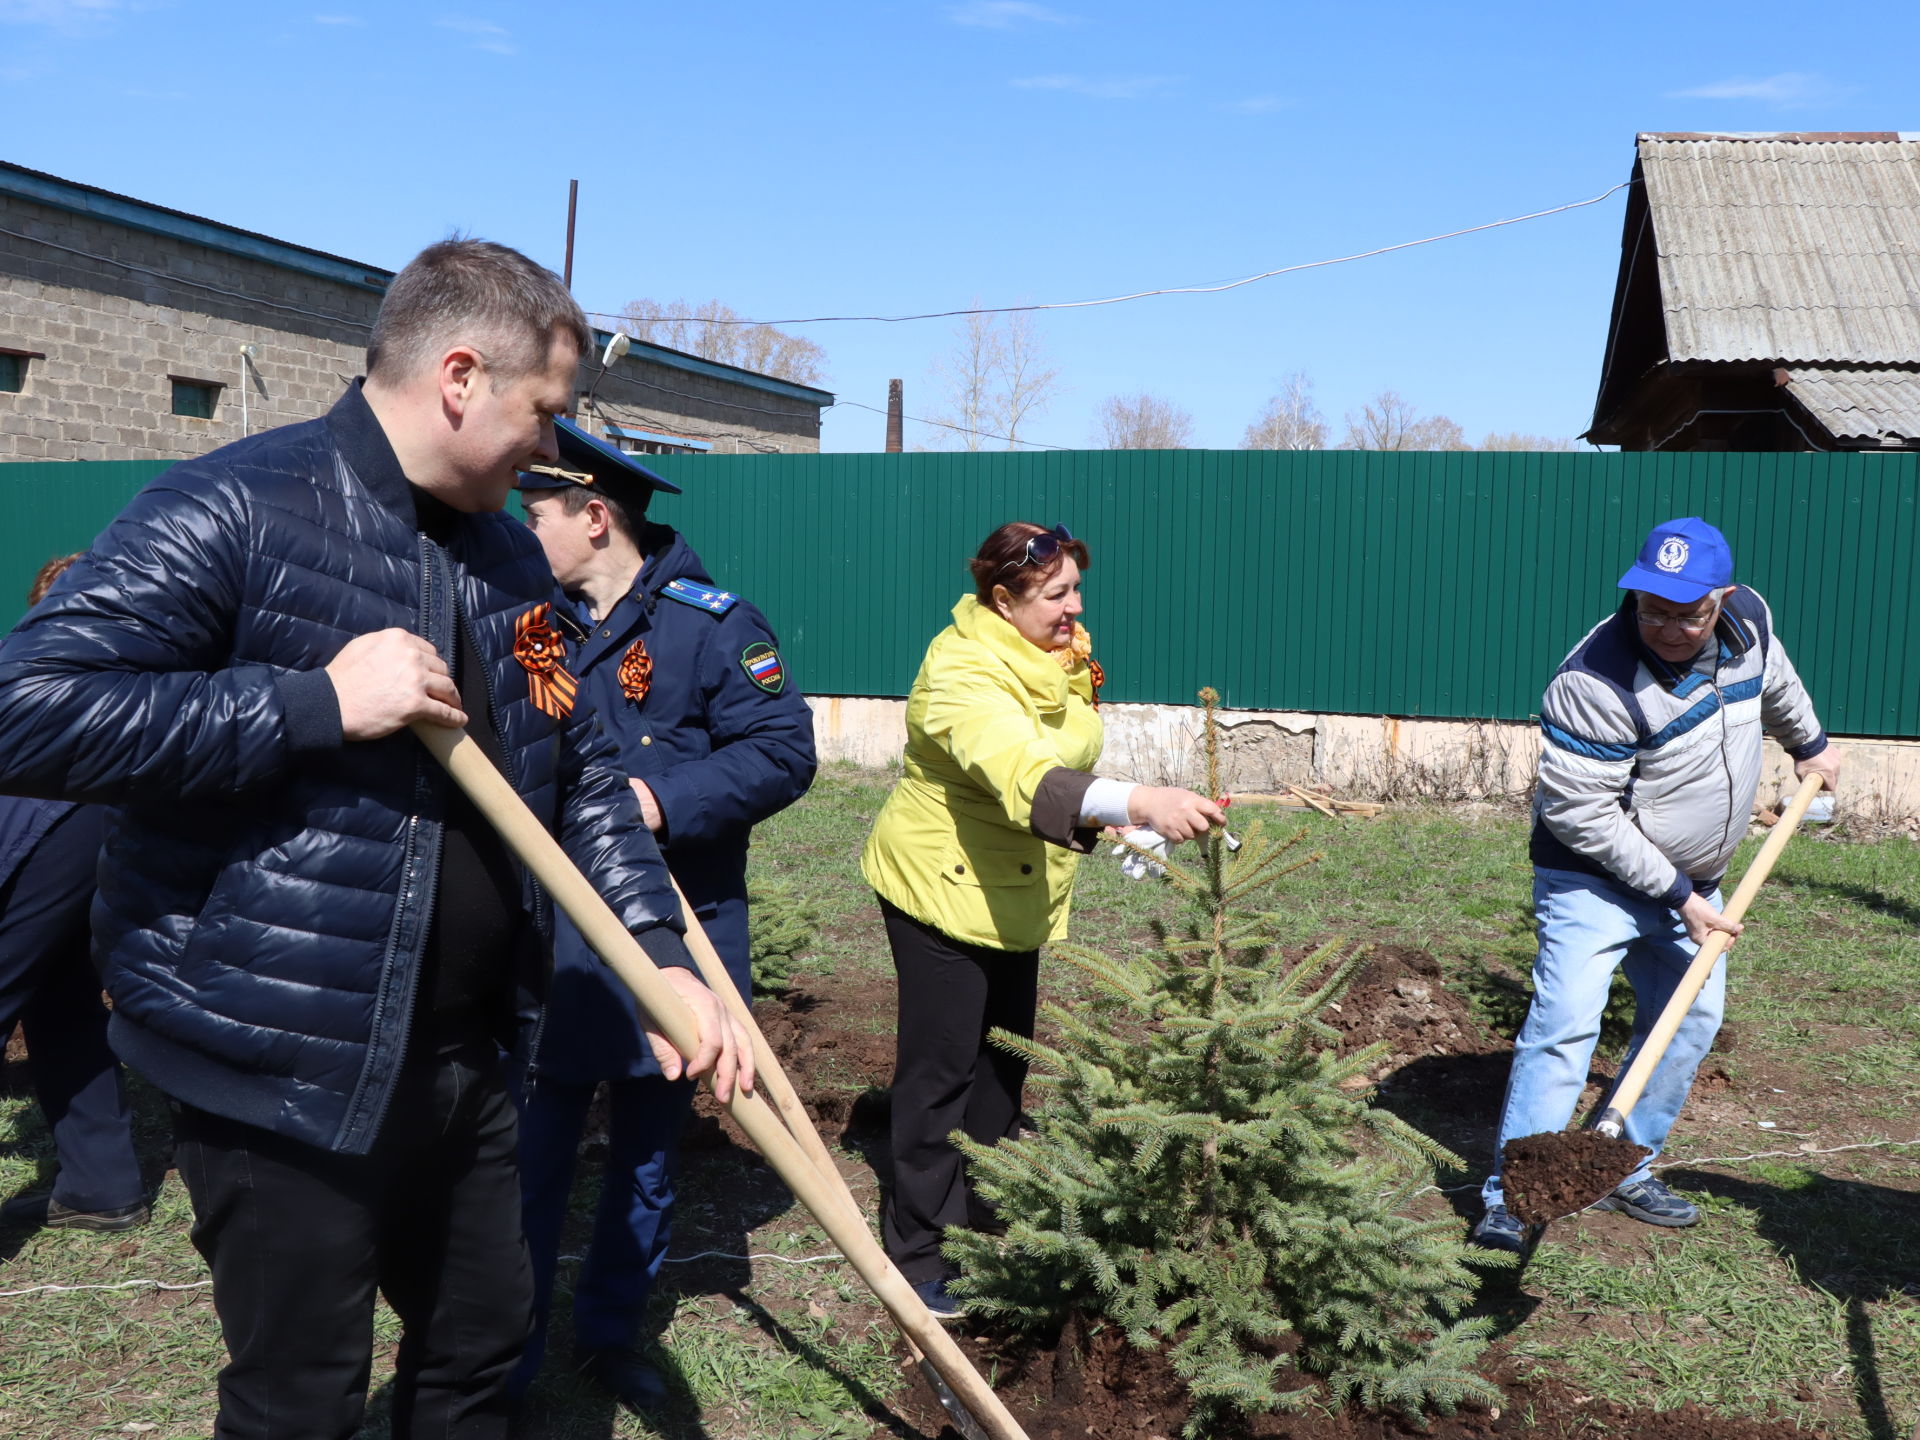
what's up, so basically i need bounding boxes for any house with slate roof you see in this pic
[1588,132,1920,452]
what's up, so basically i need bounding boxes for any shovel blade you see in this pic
[1501,1129,1651,1226]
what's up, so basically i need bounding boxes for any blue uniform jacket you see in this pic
[538,524,816,1081]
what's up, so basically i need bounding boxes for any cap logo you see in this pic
[1655,536,1690,573]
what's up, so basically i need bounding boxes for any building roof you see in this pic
[1638,134,1920,365]
[1591,133,1920,445]
[1,159,393,294]
[1779,366,1920,444]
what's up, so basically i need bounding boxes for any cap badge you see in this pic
[618,638,653,705]
[514,603,577,720]
[1656,536,1690,573]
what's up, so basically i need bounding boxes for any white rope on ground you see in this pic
[1414,1136,1920,1200]
[558,1249,843,1267]
[0,1277,210,1298]
[1653,1136,1920,1170]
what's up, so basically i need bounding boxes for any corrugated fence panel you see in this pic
[0,460,174,616]
[648,448,1918,737]
[6,452,1916,735]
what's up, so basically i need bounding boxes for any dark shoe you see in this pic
[0,1192,150,1232]
[1589,1177,1698,1228]
[1468,1203,1528,1253]
[575,1348,671,1414]
[912,1277,964,1321]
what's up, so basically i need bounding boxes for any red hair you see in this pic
[968,522,1090,607]
[27,553,81,607]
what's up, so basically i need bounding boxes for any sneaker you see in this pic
[1588,1176,1698,1228]
[575,1348,671,1414]
[912,1277,964,1321]
[1468,1203,1528,1254]
[0,1192,150,1233]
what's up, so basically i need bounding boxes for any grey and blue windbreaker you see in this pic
[1529,586,1827,908]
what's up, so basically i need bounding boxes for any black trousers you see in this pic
[174,1039,532,1440]
[0,805,142,1213]
[879,897,1039,1285]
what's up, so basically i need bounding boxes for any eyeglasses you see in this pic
[1636,603,1719,634]
[1000,524,1078,573]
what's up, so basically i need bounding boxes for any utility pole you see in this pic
[563,179,579,290]
[885,379,903,453]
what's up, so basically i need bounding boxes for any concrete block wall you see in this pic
[586,356,822,455]
[1,192,826,462]
[0,195,382,461]
[807,695,1920,824]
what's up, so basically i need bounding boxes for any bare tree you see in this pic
[614,298,827,386]
[995,311,1060,449]
[1243,372,1328,450]
[1093,392,1195,449]
[1339,390,1467,451]
[925,305,1061,450]
[1478,431,1578,451]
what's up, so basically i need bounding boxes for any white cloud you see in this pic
[1668,72,1839,106]
[1011,73,1178,100]
[436,15,515,54]
[1220,95,1291,115]
[949,1,1071,27]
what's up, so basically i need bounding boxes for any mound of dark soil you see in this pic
[899,1322,1821,1440]
[1325,944,1504,1067]
[1500,1130,1651,1225]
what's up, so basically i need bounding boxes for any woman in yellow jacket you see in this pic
[861,521,1223,1316]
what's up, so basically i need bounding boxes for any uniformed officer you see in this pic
[511,419,817,1410]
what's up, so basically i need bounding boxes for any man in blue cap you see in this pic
[512,419,817,1409]
[1471,518,1840,1252]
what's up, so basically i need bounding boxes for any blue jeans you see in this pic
[510,1074,695,1394]
[1481,867,1725,1209]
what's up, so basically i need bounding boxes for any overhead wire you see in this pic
[590,181,1634,329]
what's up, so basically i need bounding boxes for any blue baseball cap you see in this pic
[1617,517,1733,604]
[515,416,681,496]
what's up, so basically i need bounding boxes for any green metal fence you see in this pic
[6,450,1917,736]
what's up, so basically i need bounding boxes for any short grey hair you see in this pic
[367,239,590,386]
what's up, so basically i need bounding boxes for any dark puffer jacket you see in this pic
[0,385,692,1154]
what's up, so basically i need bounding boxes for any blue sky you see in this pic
[2,1,1908,451]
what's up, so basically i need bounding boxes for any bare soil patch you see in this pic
[1501,1131,1652,1226]
[741,950,1833,1439]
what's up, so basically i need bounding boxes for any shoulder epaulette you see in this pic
[660,578,741,616]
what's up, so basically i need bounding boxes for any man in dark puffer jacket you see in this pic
[0,240,750,1440]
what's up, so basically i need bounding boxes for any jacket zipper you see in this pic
[349,534,447,1149]
[453,573,552,1096]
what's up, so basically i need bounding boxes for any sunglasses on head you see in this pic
[1000,524,1079,573]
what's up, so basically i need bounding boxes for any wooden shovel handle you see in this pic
[1600,771,1825,1131]
[409,724,1029,1440]
[666,875,866,1230]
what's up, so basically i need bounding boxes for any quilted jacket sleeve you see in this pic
[553,703,696,974]
[0,470,315,804]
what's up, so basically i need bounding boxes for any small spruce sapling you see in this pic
[946,689,1504,1435]
[747,879,820,997]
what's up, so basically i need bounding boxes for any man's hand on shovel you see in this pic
[649,966,756,1103]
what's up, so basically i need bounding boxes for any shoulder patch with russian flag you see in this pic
[661,579,740,615]
[741,641,785,694]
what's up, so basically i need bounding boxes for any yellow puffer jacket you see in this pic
[861,597,1104,952]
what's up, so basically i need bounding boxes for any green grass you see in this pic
[5,771,1919,1437]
